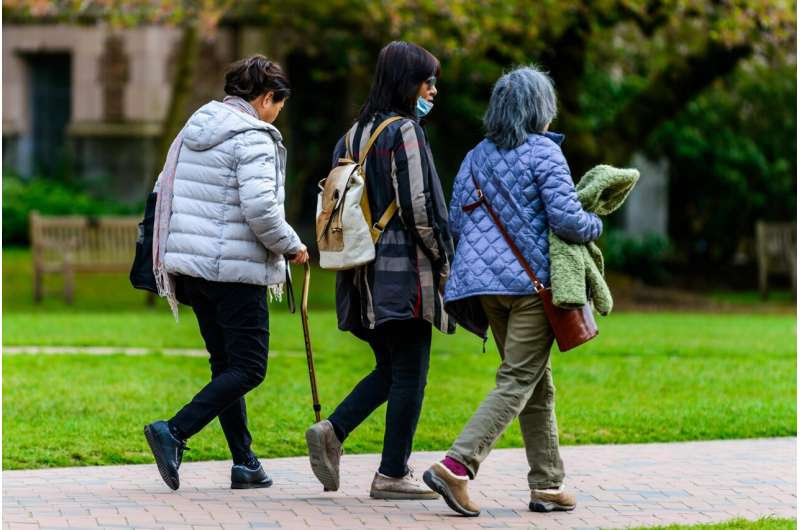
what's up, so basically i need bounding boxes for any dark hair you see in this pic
[224,55,291,102]
[357,41,440,125]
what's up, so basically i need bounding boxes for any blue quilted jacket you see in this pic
[444,132,602,337]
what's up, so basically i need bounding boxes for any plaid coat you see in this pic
[331,112,455,335]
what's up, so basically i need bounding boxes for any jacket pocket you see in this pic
[316,180,345,252]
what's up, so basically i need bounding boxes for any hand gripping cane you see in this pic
[300,262,322,422]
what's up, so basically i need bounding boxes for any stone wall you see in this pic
[2,23,239,201]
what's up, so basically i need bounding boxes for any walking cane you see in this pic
[300,262,322,422]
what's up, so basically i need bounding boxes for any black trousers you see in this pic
[328,319,432,477]
[170,276,269,465]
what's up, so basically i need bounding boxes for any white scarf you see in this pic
[152,132,183,320]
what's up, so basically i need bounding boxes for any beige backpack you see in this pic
[316,116,403,270]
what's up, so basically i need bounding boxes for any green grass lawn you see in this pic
[711,289,795,306]
[3,248,797,470]
[639,518,796,530]
[4,307,795,469]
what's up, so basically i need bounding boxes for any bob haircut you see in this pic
[484,65,557,150]
[358,41,440,125]
[224,55,291,102]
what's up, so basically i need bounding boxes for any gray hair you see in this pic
[483,65,558,150]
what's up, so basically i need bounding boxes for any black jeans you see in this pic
[169,276,269,465]
[328,319,432,477]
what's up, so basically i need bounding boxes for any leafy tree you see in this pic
[217,0,794,204]
[4,0,795,269]
[6,0,792,178]
[649,58,796,266]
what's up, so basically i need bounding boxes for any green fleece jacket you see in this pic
[549,165,639,315]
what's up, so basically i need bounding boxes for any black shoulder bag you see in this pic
[129,192,158,293]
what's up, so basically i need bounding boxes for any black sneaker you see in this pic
[143,421,188,491]
[231,456,273,490]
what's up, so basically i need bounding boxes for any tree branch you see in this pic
[563,39,752,174]
[612,40,752,152]
[540,5,592,120]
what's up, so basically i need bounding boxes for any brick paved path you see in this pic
[3,438,795,529]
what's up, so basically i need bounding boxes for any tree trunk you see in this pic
[284,50,362,226]
[541,11,598,179]
[148,23,200,189]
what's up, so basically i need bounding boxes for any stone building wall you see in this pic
[2,23,238,201]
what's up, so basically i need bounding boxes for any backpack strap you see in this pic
[370,201,399,243]
[357,116,404,165]
[349,116,405,242]
[344,126,354,161]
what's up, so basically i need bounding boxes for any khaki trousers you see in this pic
[447,294,565,489]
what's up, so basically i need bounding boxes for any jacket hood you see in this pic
[181,100,282,151]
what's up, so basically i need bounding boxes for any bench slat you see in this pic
[29,212,143,303]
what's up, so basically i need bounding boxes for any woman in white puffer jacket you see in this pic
[165,60,307,294]
[144,55,308,492]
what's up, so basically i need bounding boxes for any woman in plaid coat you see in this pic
[306,41,454,500]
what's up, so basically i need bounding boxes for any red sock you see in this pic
[442,456,469,477]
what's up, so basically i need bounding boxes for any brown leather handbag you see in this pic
[462,173,598,352]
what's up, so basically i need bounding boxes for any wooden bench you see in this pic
[755,221,796,299]
[30,211,142,304]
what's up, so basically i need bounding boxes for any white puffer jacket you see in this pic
[164,101,302,291]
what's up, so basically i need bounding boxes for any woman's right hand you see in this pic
[290,244,310,264]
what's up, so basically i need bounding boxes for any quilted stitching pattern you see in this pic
[164,101,301,288]
[444,132,602,304]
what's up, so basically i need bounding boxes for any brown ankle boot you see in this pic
[422,462,480,517]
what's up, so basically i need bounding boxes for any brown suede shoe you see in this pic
[529,486,576,512]
[422,462,480,517]
[305,420,342,491]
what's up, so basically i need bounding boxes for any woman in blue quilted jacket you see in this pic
[422,66,602,517]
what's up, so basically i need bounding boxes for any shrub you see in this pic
[2,175,141,246]
[602,229,672,285]
[647,60,796,267]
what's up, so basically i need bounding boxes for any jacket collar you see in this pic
[540,131,565,145]
[264,124,283,144]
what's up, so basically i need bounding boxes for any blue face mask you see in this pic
[416,97,433,118]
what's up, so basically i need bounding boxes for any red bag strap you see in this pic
[462,173,545,293]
